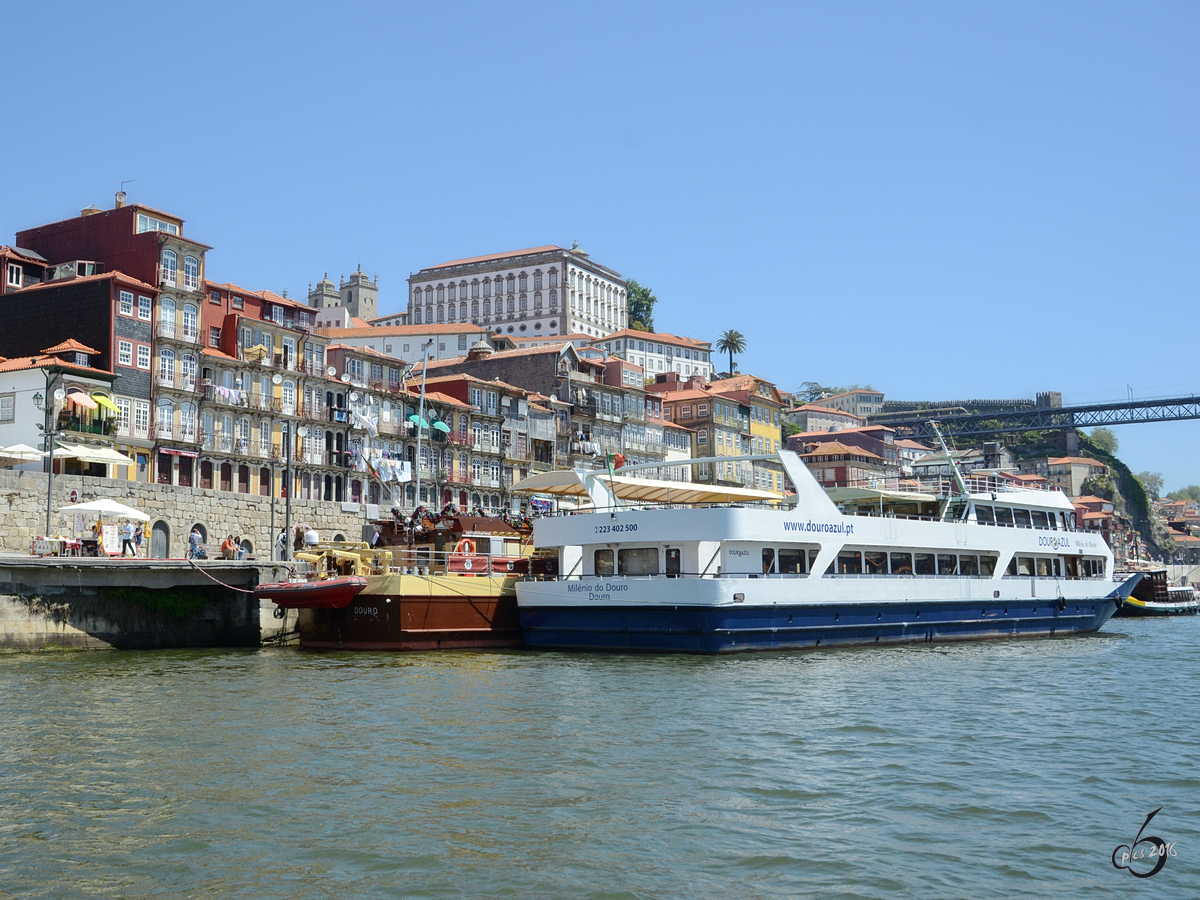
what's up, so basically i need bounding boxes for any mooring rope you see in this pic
[186,558,265,594]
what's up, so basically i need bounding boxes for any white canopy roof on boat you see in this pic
[826,486,939,505]
[510,470,783,506]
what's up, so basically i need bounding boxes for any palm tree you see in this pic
[715,329,747,377]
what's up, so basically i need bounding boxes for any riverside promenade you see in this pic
[0,555,298,650]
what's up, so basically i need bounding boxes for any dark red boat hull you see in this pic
[255,576,368,609]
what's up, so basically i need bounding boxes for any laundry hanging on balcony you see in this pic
[352,412,378,437]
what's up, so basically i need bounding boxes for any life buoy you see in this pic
[454,538,476,556]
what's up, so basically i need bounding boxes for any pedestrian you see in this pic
[134,523,144,556]
[120,520,135,557]
[188,526,203,560]
[276,529,287,560]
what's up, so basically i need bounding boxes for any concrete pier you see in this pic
[0,556,296,650]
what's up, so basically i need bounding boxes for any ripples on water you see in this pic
[1,620,1198,899]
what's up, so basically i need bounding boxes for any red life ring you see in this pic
[454,538,476,556]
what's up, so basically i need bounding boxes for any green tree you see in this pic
[1136,471,1164,500]
[1087,427,1119,454]
[795,382,874,403]
[715,329,747,376]
[626,279,657,332]
[1167,485,1200,502]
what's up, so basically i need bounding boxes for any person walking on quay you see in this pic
[120,520,136,557]
[276,529,288,560]
[187,526,203,560]
[134,523,144,557]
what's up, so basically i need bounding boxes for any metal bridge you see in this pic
[869,395,1200,441]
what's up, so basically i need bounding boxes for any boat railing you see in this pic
[536,571,1111,582]
[372,546,535,577]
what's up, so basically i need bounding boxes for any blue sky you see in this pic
[3,2,1197,489]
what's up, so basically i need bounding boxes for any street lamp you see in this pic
[413,339,434,509]
[33,382,66,538]
[282,424,308,561]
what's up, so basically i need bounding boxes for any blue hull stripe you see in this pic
[518,599,1119,653]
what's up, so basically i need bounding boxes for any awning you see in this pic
[66,389,98,411]
[57,445,135,465]
[158,448,200,458]
[91,393,120,413]
[510,470,783,505]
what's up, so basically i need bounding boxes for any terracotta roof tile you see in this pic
[423,245,566,270]
[10,270,157,294]
[42,339,100,355]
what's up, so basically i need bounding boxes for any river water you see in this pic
[2,618,1197,899]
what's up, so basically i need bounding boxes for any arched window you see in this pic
[419,445,429,471]
[549,290,557,306]
[471,280,480,299]
[237,417,251,452]
[436,284,444,302]
[507,299,515,313]
[156,398,175,437]
[159,296,176,333]
[180,352,197,389]
[459,302,466,319]
[533,271,542,290]
[181,303,198,339]
[180,401,197,439]
[413,307,422,324]
[534,292,542,308]
[160,249,177,286]
[158,347,175,385]
[519,296,527,311]
[459,281,467,298]
[183,256,200,290]
[519,273,527,291]
[471,301,479,317]
[448,283,455,301]
[471,457,482,482]
[424,286,433,304]
[282,380,295,415]
[506,275,515,293]
[413,288,421,304]
[549,268,558,287]
[447,303,456,322]
[437,306,445,322]
[483,278,491,297]
[483,299,490,316]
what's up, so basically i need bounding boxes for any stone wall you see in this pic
[0,558,269,650]
[0,468,380,556]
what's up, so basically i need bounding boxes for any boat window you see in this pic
[995,508,1015,527]
[1063,556,1079,578]
[937,554,958,575]
[665,548,681,578]
[1013,509,1032,529]
[959,555,979,576]
[1036,558,1051,577]
[836,550,862,574]
[1017,557,1035,576]
[1053,558,1062,577]
[779,549,805,574]
[1066,512,1076,531]
[1005,557,1018,576]
[915,553,935,575]
[762,548,776,574]
[865,551,887,575]
[980,556,997,576]
[1031,510,1049,529]
[1047,512,1058,530]
[809,549,821,572]
[890,552,913,575]
[975,505,994,525]
[618,547,659,575]
[594,549,614,577]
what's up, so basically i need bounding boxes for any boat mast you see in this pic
[929,420,970,521]
[414,339,433,512]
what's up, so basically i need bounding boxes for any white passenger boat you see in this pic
[512,448,1141,653]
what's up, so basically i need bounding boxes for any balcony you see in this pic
[155,422,174,440]
[156,370,174,388]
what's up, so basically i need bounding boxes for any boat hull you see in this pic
[298,572,522,650]
[255,576,367,609]
[518,597,1120,653]
[1114,598,1200,617]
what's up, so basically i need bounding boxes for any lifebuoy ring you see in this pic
[454,538,476,556]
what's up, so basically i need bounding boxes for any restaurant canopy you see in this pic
[510,470,784,506]
[55,445,135,466]
[0,443,47,465]
[55,498,149,521]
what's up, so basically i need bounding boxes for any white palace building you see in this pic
[406,243,627,342]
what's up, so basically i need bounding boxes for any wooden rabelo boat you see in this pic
[1116,567,1200,617]
[294,511,553,650]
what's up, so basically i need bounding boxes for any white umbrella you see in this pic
[0,443,47,465]
[55,498,150,521]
